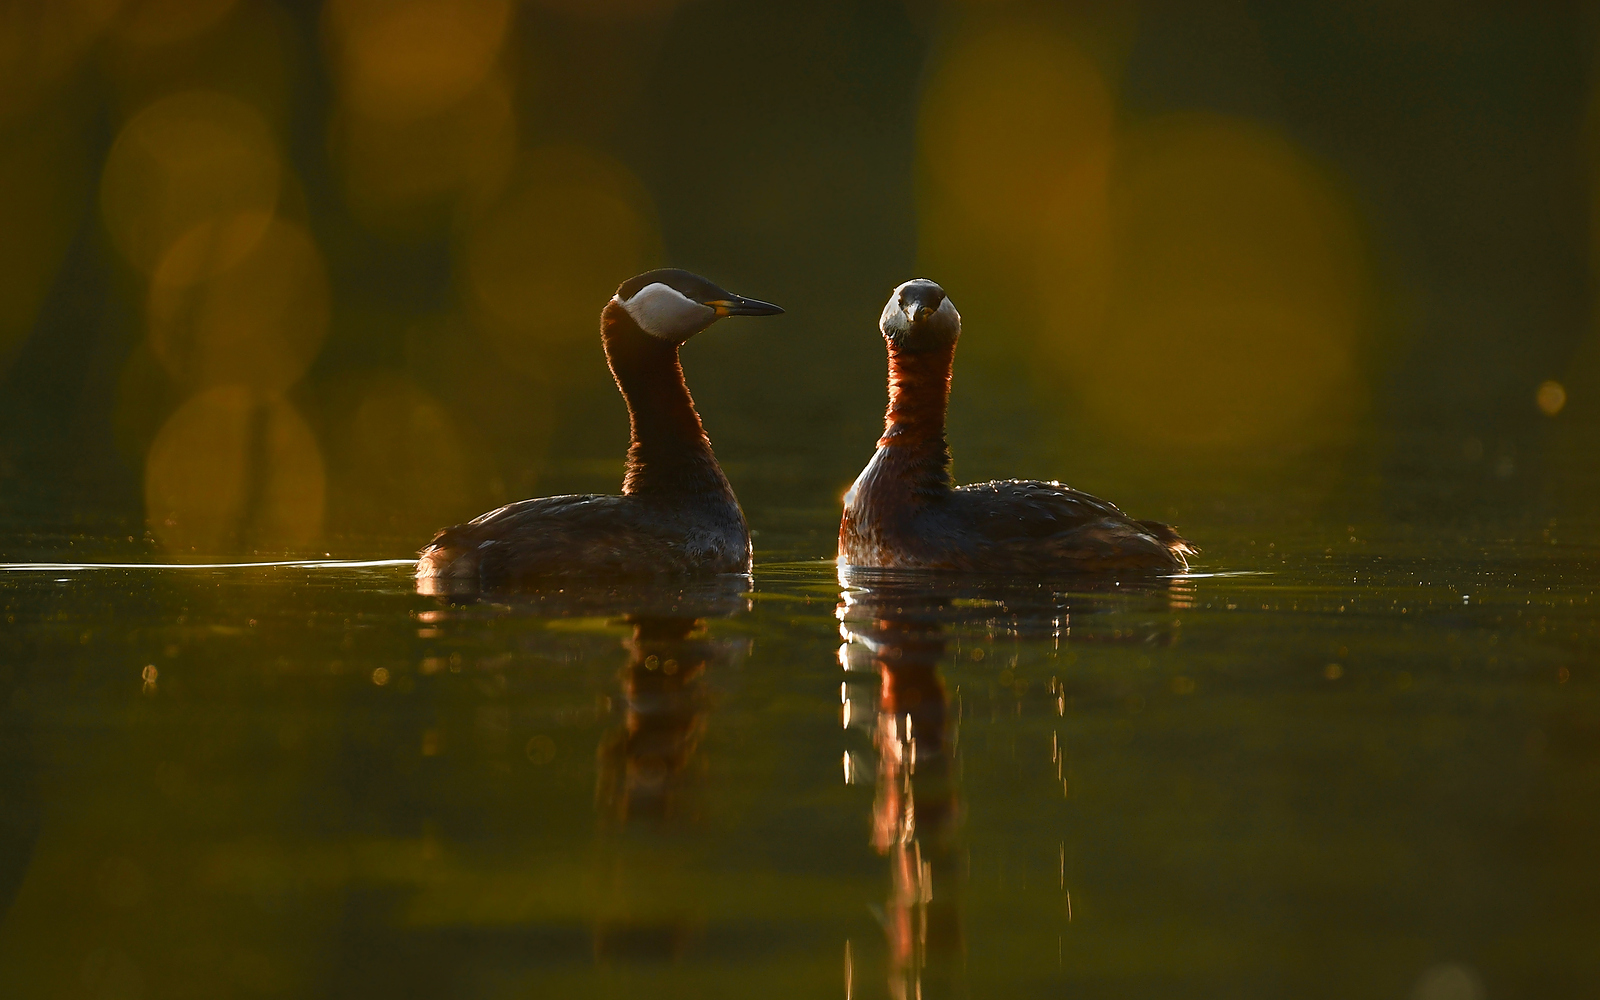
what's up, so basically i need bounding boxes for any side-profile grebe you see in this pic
[838,279,1195,574]
[417,269,782,586]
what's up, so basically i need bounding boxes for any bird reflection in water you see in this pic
[593,605,749,961]
[838,571,1191,998]
[415,575,748,964]
[596,615,717,826]
[587,590,751,967]
[839,580,965,1000]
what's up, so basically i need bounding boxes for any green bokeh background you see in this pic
[3,7,1600,998]
[2,1,1597,557]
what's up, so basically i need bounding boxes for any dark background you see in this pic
[1,0,1596,557]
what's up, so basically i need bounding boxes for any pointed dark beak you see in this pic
[706,294,784,317]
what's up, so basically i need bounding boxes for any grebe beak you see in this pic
[706,294,784,317]
[898,282,947,324]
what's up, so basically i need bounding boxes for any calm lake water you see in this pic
[1,497,1596,999]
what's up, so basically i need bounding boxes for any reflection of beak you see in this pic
[707,294,784,317]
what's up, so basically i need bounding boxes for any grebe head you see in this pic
[614,268,783,344]
[880,278,960,352]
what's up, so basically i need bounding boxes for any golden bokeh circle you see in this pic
[147,216,330,395]
[144,386,325,555]
[146,208,275,288]
[1069,116,1366,449]
[920,24,1113,242]
[464,144,660,369]
[1537,380,1567,416]
[1012,114,1371,453]
[331,376,473,539]
[332,75,516,228]
[325,0,512,123]
[100,89,280,274]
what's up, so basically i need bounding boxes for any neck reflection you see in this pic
[416,578,749,964]
[838,571,1194,997]
[596,616,717,827]
[840,587,964,1000]
[588,588,749,963]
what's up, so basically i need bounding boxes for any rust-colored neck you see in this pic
[601,301,732,500]
[871,341,955,496]
[881,341,955,445]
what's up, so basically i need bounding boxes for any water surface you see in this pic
[1,508,1596,999]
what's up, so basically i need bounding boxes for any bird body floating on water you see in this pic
[417,269,782,589]
[838,279,1195,574]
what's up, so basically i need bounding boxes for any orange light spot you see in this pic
[100,90,280,274]
[920,25,1112,246]
[1536,380,1566,416]
[147,217,329,394]
[1067,115,1367,450]
[332,74,515,229]
[464,144,660,368]
[325,0,512,122]
[917,15,1370,466]
[330,375,475,540]
[144,386,325,556]
[148,209,275,288]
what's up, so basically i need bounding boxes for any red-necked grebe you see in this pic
[418,269,782,586]
[838,279,1194,574]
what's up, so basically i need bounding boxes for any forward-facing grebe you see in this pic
[838,279,1195,574]
[417,269,781,586]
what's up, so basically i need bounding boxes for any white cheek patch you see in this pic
[619,282,715,340]
[879,297,909,337]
